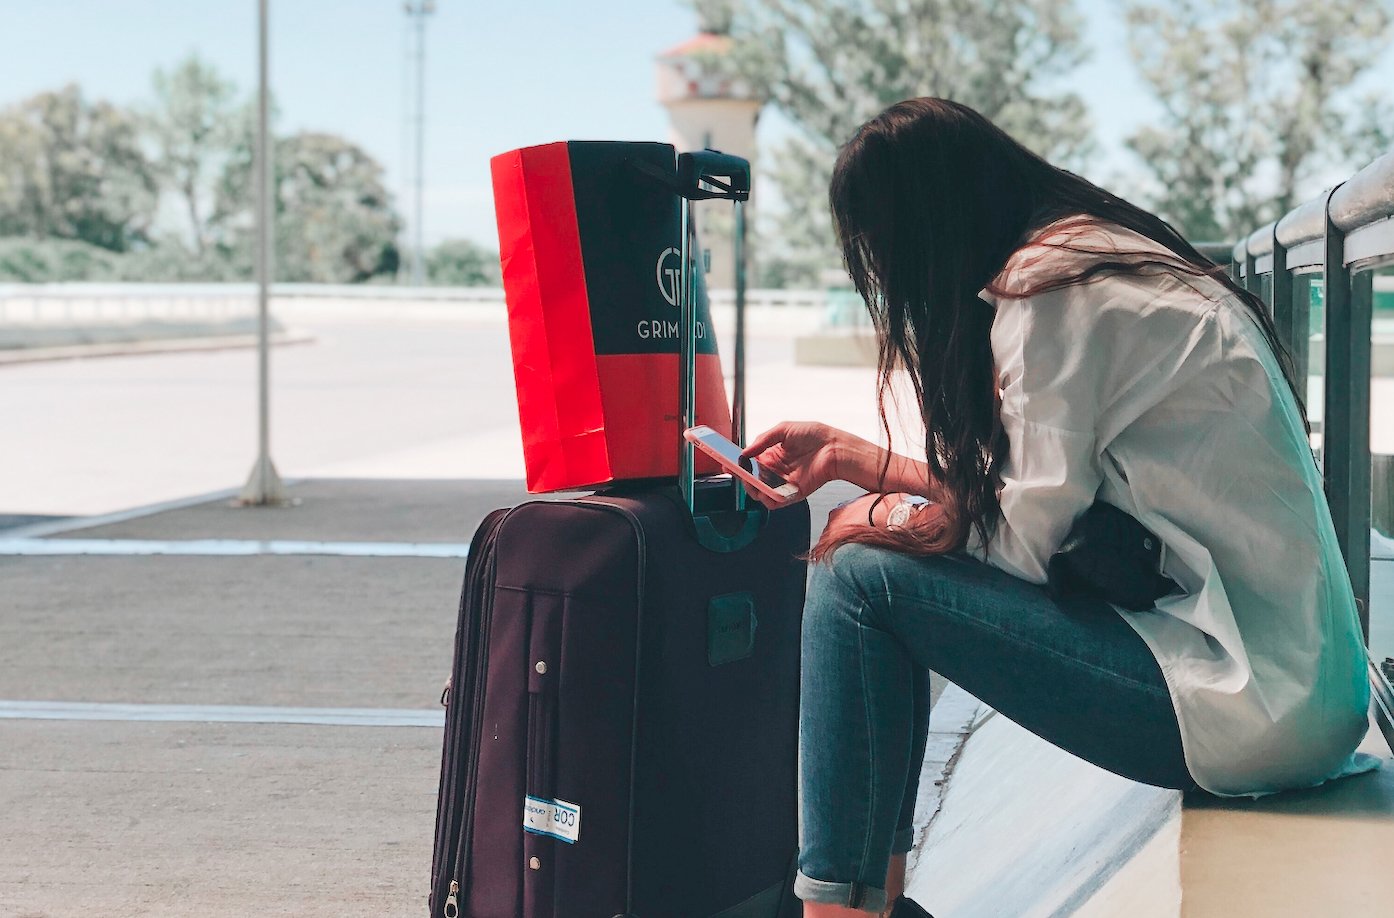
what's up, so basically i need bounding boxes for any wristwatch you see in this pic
[887,494,931,530]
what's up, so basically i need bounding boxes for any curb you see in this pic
[0,330,315,366]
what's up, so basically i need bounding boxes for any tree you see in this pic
[148,55,241,254]
[712,0,1093,284]
[1124,0,1394,241]
[426,238,500,285]
[215,131,402,283]
[0,237,120,282]
[0,85,157,251]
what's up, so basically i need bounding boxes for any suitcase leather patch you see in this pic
[708,592,757,666]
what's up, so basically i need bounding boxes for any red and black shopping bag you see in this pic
[491,141,731,492]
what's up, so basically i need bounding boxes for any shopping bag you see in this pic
[491,140,731,492]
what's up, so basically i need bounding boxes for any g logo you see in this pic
[656,247,681,307]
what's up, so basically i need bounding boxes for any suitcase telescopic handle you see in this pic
[676,150,764,553]
[675,150,751,202]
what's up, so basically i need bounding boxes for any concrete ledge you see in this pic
[906,706,1182,917]
[905,698,1394,917]
[1179,727,1394,917]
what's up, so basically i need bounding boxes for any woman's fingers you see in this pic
[740,422,790,460]
[760,452,795,478]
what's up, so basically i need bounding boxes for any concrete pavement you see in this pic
[2,719,438,917]
[0,477,863,917]
[0,481,485,917]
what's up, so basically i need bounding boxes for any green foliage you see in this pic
[0,85,158,252]
[0,235,246,282]
[115,237,247,282]
[0,236,120,282]
[713,0,1093,286]
[426,238,500,286]
[149,54,243,254]
[215,131,403,282]
[0,56,419,284]
[1123,0,1394,241]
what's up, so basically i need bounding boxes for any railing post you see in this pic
[1269,226,1304,384]
[1321,198,1373,640]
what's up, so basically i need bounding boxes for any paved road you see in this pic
[0,303,892,519]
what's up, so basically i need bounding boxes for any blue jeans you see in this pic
[795,544,1196,912]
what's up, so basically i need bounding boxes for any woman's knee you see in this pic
[808,542,976,637]
[810,543,882,600]
[806,543,903,631]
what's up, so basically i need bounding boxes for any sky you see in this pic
[2,1,1390,248]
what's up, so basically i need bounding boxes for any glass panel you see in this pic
[1295,272,1325,465]
[1370,266,1394,666]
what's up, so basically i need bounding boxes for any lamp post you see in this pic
[238,0,287,505]
[405,1,436,287]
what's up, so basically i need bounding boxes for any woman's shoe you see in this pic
[888,896,934,918]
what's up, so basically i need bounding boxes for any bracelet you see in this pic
[867,492,888,527]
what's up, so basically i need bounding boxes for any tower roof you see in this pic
[657,31,732,60]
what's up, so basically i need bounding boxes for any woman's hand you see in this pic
[739,421,941,511]
[739,421,847,508]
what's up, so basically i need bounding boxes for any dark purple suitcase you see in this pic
[430,489,808,917]
[430,151,810,917]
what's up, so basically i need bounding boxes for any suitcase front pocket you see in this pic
[526,591,564,798]
[526,693,557,800]
[523,592,566,918]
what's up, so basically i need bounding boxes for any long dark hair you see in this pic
[817,97,1302,561]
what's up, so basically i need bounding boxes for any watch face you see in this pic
[887,502,914,529]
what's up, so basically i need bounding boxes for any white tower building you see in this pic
[656,12,762,289]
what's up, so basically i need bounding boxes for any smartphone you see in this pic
[683,425,801,503]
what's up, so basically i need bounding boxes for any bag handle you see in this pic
[675,150,763,552]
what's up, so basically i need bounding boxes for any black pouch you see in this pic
[1045,500,1178,611]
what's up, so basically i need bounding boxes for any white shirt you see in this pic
[964,219,1379,797]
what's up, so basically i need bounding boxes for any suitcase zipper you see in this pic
[432,508,507,918]
[443,879,459,918]
[451,529,500,905]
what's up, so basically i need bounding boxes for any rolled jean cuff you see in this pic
[891,825,914,854]
[794,871,888,914]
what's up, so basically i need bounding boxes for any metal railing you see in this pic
[1231,150,1394,746]
[0,283,829,325]
[1231,150,1394,632]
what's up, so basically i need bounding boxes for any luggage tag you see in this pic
[523,795,581,844]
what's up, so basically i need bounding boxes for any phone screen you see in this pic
[687,427,797,495]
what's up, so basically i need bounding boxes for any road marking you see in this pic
[0,484,255,539]
[0,700,445,727]
[0,538,470,558]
